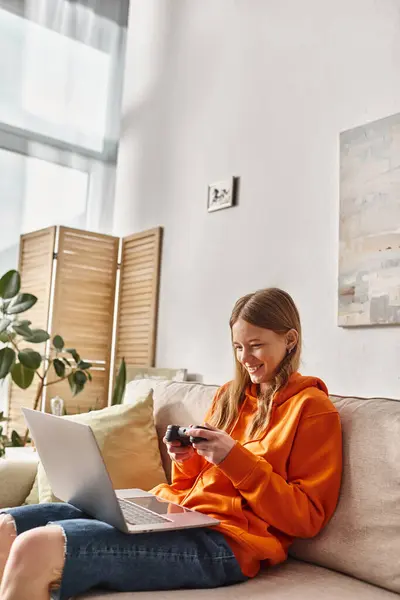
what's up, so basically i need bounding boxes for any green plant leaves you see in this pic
[12,322,33,337]
[18,349,42,370]
[0,331,15,344]
[17,320,32,327]
[25,329,50,344]
[66,348,80,364]
[67,368,91,396]
[53,358,65,378]
[6,293,37,315]
[0,270,21,299]
[0,269,95,406]
[77,360,92,370]
[112,358,126,405]
[0,318,11,334]
[0,347,16,379]
[68,371,84,396]
[74,370,87,386]
[7,320,49,343]
[11,363,35,389]
[53,335,64,351]
[11,430,24,447]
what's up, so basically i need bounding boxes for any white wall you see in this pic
[114,0,400,397]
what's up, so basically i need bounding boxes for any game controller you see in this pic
[165,425,209,446]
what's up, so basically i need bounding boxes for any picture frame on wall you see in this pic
[207,177,238,213]
[338,112,400,326]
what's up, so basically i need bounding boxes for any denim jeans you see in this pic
[1,503,247,599]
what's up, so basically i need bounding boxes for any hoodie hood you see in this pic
[248,372,328,407]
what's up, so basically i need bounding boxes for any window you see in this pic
[0,0,129,268]
[0,8,111,152]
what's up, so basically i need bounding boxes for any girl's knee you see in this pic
[10,525,65,575]
[0,514,17,540]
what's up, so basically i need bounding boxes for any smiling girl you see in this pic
[0,287,342,599]
[157,287,342,576]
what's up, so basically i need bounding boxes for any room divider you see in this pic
[6,225,162,433]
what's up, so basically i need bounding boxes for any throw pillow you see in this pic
[24,389,166,504]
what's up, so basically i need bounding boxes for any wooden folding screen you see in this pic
[7,227,56,434]
[7,225,162,431]
[45,227,119,414]
[114,228,162,371]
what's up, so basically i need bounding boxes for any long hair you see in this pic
[208,288,302,440]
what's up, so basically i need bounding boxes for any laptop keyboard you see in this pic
[118,499,170,525]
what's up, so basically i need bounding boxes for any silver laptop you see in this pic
[22,408,219,534]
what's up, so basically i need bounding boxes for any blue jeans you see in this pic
[1,503,247,599]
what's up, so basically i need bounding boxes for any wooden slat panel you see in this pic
[114,227,162,376]
[46,227,119,413]
[126,237,156,248]
[123,253,155,266]
[7,227,56,435]
[120,282,153,294]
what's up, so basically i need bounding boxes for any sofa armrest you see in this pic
[0,459,38,508]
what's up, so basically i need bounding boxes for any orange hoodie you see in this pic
[151,373,342,577]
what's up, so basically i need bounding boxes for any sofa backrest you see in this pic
[290,394,400,594]
[126,379,400,593]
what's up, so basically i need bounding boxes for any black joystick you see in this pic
[165,425,209,446]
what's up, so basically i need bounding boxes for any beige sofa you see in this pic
[1,379,399,599]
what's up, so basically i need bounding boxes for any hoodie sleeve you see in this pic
[217,411,342,538]
[170,452,206,488]
[170,385,229,488]
[150,439,207,497]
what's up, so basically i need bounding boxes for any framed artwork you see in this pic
[339,112,400,326]
[207,177,238,213]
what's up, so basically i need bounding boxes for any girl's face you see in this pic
[232,318,295,387]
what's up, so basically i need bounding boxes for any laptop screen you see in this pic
[125,496,190,515]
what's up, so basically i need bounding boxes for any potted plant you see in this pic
[0,269,127,457]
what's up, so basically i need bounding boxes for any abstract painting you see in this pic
[339,113,400,326]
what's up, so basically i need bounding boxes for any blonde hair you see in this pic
[208,288,302,440]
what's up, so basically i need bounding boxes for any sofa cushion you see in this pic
[76,558,398,599]
[124,379,218,482]
[290,395,400,594]
[25,390,167,504]
[0,459,37,508]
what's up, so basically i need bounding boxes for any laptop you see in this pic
[22,408,219,534]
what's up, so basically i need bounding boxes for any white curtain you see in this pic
[0,0,129,270]
[23,0,127,154]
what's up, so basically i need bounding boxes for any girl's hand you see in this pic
[186,422,236,465]
[163,437,195,463]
